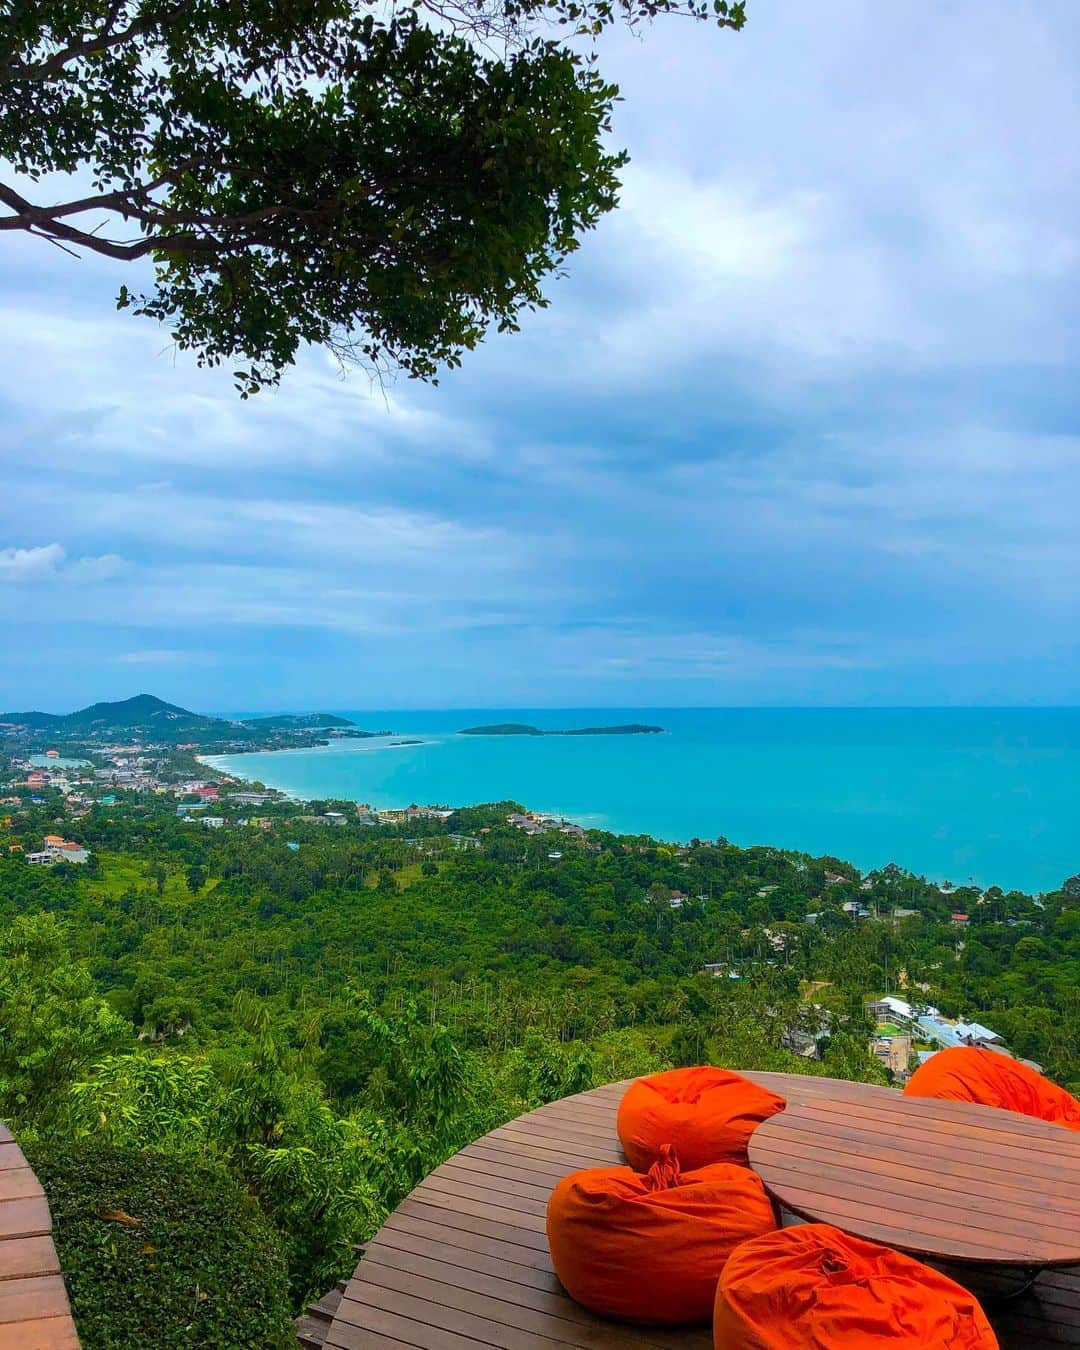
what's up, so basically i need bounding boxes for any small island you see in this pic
[458,722,665,737]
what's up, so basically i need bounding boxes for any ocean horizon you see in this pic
[204,707,1080,895]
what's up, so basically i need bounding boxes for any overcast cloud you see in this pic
[2,0,1078,711]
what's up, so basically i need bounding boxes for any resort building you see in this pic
[27,836,90,865]
[916,1013,1003,1051]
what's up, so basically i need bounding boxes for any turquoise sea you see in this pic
[205,708,1080,894]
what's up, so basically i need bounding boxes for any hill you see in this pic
[0,790,1075,1311]
[0,710,63,730]
[242,713,355,731]
[0,696,383,748]
[0,694,235,743]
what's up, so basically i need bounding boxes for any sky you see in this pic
[2,0,1080,713]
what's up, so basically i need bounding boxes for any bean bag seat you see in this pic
[617,1066,786,1171]
[546,1148,777,1323]
[714,1224,999,1349]
[904,1046,1080,1131]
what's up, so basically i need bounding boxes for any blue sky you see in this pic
[2,0,1079,712]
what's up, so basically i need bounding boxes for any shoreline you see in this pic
[202,733,423,759]
[197,748,1023,893]
[199,750,597,830]
[195,709,1078,894]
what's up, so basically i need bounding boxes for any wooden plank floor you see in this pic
[0,1123,81,1349]
[328,1072,1080,1349]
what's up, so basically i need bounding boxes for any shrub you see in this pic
[23,1142,296,1349]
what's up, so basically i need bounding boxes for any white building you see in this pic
[28,839,90,865]
[868,995,916,1024]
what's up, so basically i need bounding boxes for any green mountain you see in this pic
[63,694,217,730]
[0,694,235,742]
[0,696,376,746]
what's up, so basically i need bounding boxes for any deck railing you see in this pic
[0,1122,81,1349]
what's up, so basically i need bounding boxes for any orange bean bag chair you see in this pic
[904,1046,1080,1131]
[546,1148,777,1323]
[714,1224,999,1349]
[617,1066,786,1171]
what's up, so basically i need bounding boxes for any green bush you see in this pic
[23,1143,296,1350]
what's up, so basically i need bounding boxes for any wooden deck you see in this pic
[0,1123,80,1350]
[326,1072,1080,1349]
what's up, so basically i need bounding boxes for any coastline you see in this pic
[195,708,1079,893]
[198,743,606,834]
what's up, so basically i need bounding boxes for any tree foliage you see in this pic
[0,0,745,392]
[0,913,128,1129]
[1,791,1077,1309]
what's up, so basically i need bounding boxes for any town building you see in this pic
[916,1013,1002,1051]
[872,1033,913,1078]
[867,995,916,1025]
[29,835,91,865]
[701,964,743,980]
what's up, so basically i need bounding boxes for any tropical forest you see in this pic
[1,786,1076,1345]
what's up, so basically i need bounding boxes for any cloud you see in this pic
[66,553,129,583]
[113,649,213,667]
[0,543,66,582]
[0,543,129,585]
[1,1,1080,707]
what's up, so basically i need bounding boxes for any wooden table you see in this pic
[749,1091,1080,1268]
[322,1073,1080,1349]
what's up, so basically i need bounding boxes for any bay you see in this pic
[204,707,1080,894]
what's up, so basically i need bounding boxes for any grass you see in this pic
[81,852,220,905]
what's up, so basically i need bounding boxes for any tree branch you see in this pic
[0,2,193,85]
[0,164,372,254]
[0,178,355,262]
[0,170,186,229]
[0,179,212,260]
